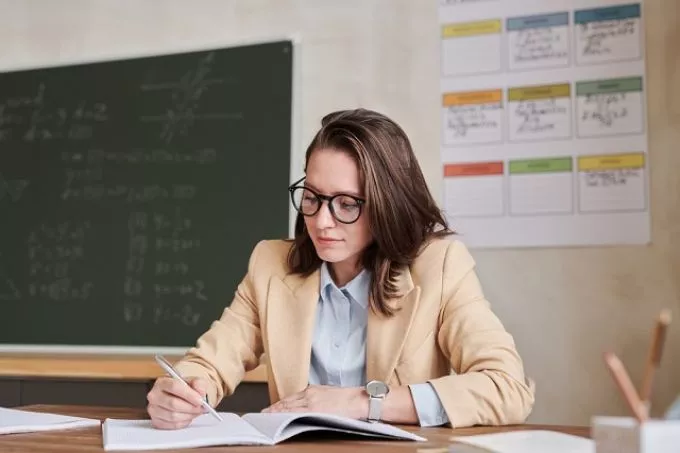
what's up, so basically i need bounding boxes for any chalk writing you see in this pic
[61,184,197,202]
[0,252,21,300]
[156,238,201,252]
[154,280,206,300]
[61,148,218,165]
[123,300,143,322]
[152,302,201,326]
[123,208,204,323]
[155,261,190,276]
[0,84,107,142]
[139,52,241,143]
[64,166,103,188]
[27,280,93,301]
[0,173,30,202]
[26,222,92,301]
[153,209,192,233]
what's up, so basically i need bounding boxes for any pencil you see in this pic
[604,352,648,423]
[640,309,672,406]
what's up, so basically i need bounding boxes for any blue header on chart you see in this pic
[507,12,569,31]
[575,3,641,24]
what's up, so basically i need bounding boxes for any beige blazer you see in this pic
[174,237,535,427]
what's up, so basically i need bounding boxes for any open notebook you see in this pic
[0,407,100,435]
[449,430,594,453]
[102,411,426,450]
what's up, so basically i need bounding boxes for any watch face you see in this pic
[366,380,389,397]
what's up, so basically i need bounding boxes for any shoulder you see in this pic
[410,236,476,284]
[247,239,293,277]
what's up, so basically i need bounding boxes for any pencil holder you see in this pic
[592,416,680,453]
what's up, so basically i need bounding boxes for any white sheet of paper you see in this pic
[102,413,272,451]
[450,430,594,453]
[0,406,100,435]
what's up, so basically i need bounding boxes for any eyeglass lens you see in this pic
[290,187,361,223]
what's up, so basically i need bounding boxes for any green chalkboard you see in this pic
[0,41,292,348]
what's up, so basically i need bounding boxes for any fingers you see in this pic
[157,376,206,406]
[263,390,308,413]
[188,377,208,400]
[148,404,196,430]
[146,377,207,430]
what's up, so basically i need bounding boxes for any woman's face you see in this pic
[303,148,373,273]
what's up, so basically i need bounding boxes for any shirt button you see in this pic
[333,342,340,348]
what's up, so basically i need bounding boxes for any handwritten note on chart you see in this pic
[439,0,649,247]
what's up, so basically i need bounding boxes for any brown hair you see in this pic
[287,108,452,316]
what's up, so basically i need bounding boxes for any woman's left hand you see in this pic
[262,385,368,419]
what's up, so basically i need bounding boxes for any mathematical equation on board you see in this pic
[0,208,209,326]
[0,52,248,325]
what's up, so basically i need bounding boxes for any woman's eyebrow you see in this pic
[304,182,363,198]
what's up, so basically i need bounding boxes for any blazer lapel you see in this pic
[266,270,320,398]
[366,267,421,383]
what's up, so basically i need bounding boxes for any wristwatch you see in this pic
[365,380,390,422]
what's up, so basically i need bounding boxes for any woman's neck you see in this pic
[329,260,362,287]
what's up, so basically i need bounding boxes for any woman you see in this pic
[146,108,534,429]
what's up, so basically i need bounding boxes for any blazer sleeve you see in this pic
[172,241,267,407]
[427,240,535,427]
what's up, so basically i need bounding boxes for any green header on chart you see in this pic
[576,77,643,96]
[509,157,573,174]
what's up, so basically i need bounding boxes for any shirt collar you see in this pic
[319,262,370,309]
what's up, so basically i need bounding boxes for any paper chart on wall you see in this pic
[438,0,650,248]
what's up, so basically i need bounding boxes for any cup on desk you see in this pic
[591,416,680,453]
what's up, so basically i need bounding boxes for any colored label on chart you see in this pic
[508,83,571,101]
[509,157,573,174]
[578,153,644,171]
[507,12,569,31]
[443,90,502,106]
[444,162,504,177]
[575,3,641,24]
[576,77,643,96]
[442,19,502,38]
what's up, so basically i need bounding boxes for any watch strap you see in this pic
[367,395,384,422]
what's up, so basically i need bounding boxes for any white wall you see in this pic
[1,0,678,425]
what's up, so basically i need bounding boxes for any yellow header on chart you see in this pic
[443,90,502,106]
[442,20,502,38]
[578,153,645,171]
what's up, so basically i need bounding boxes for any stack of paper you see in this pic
[0,406,100,435]
[449,430,594,453]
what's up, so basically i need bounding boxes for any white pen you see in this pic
[154,354,224,422]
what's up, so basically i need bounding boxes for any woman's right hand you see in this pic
[146,376,210,429]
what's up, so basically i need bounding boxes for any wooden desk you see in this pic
[0,404,590,452]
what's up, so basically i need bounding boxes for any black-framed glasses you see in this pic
[288,177,366,224]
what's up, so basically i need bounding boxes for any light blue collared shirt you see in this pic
[307,262,449,427]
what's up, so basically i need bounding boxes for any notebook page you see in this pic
[102,413,272,451]
[242,412,426,443]
[450,430,594,453]
[0,407,100,435]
